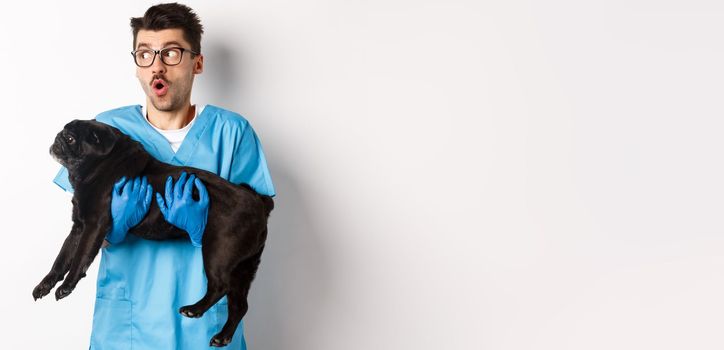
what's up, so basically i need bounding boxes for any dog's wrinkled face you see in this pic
[50,120,119,169]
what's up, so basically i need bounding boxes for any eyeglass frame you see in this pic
[130,46,200,67]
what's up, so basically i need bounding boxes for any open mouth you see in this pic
[152,79,169,96]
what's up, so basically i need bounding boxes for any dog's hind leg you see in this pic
[32,221,83,300]
[179,264,228,319]
[180,225,243,319]
[210,244,265,347]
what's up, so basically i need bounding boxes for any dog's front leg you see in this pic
[32,221,83,301]
[55,215,111,300]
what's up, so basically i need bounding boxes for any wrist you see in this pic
[187,226,204,248]
[106,224,128,244]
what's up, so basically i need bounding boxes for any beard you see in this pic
[141,75,193,112]
[150,89,187,111]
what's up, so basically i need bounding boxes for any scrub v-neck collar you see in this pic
[132,104,212,166]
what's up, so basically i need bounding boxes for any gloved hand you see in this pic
[155,172,210,248]
[107,176,153,244]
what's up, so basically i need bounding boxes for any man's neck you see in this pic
[145,100,195,130]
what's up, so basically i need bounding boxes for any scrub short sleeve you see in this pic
[53,166,74,193]
[230,123,276,197]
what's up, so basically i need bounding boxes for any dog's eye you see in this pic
[66,136,75,144]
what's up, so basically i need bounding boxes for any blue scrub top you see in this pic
[53,104,276,350]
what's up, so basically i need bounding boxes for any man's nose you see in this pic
[151,53,167,74]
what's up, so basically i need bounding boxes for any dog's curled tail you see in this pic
[261,196,275,217]
[239,183,275,216]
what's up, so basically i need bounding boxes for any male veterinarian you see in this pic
[52,3,275,349]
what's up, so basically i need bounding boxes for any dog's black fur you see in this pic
[32,119,274,347]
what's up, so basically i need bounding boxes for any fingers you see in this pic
[122,178,134,196]
[140,176,148,192]
[137,173,207,213]
[113,176,127,195]
[165,176,173,206]
[115,176,154,209]
[155,192,168,217]
[183,174,196,200]
[139,176,150,206]
[194,178,209,205]
[132,177,141,193]
[143,181,153,208]
[174,172,188,199]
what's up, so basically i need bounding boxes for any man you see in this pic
[52,3,275,349]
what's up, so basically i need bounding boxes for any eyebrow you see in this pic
[136,41,184,50]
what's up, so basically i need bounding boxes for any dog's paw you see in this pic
[179,305,205,318]
[55,285,74,300]
[210,334,233,347]
[32,275,60,301]
[32,283,51,301]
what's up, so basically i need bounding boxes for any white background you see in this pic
[1,0,723,349]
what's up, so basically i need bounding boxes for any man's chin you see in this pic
[150,97,176,112]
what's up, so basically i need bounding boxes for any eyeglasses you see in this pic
[131,47,199,67]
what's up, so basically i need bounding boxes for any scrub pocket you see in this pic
[215,299,229,330]
[90,297,132,350]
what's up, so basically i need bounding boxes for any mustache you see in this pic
[150,75,171,86]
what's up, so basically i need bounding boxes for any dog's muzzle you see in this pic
[50,136,67,165]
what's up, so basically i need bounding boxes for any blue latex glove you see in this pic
[155,172,210,248]
[107,176,153,244]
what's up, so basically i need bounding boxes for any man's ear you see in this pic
[193,53,204,74]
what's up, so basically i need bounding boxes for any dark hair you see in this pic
[130,2,204,54]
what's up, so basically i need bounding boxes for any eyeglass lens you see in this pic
[134,48,184,67]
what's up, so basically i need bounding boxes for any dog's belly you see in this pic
[127,206,188,241]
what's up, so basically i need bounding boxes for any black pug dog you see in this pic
[32,119,274,347]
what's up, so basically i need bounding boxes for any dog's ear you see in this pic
[91,130,102,145]
[86,121,120,156]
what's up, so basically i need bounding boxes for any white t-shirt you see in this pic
[142,104,206,153]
